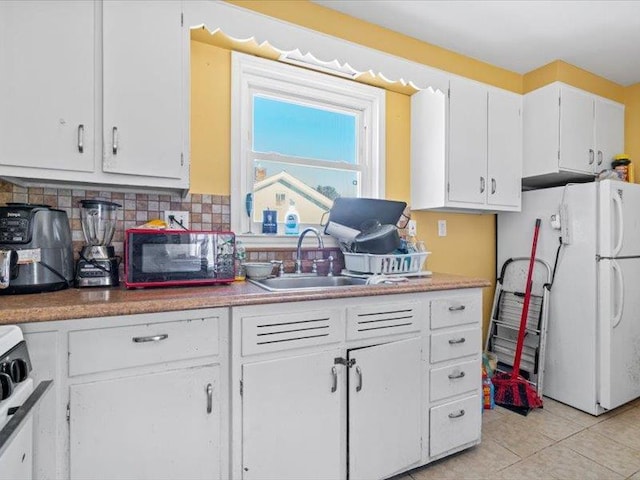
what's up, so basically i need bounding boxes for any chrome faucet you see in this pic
[296,228,324,274]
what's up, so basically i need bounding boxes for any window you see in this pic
[231,52,385,239]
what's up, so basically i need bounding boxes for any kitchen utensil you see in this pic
[324,198,407,234]
[75,199,121,288]
[352,220,400,254]
[243,262,274,280]
[0,203,74,294]
[493,218,544,415]
[245,193,254,234]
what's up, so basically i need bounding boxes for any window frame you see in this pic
[230,51,386,245]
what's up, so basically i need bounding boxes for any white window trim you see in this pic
[231,51,385,247]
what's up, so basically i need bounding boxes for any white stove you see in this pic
[0,325,35,480]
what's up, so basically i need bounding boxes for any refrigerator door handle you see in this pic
[611,260,624,328]
[612,191,624,256]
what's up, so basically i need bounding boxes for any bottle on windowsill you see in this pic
[284,200,300,235]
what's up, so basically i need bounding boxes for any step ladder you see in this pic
[485,257,552,396]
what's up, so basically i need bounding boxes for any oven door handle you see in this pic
[0,380,53,459]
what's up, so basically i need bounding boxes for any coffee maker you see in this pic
[0,203,74,294]
[75,199,121,287]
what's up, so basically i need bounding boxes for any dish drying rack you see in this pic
[342,251,430,275]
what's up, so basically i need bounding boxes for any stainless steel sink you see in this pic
[249,275,367,292]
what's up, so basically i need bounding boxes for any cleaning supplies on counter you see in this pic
[284,201,300,235]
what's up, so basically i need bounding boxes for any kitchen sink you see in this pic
[249,275,368,292]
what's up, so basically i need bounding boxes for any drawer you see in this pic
[346,301,421,340]
[430,295,481,329]
[430,326,480,363]
[430,359,480,402]
[242,308,342,356]
[430,394,481,458]
[69,316,219,377]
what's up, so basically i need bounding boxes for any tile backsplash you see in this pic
[0,179,230,261]
[0,179,344,277]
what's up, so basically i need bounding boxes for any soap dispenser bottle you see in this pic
[284,200,300,235]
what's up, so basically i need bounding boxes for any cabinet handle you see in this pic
[491,178,496,194]
[355,366,363,392]
[597,150,603,165]
[448,337,466,345]
[480,176,486,193]
[588,149,595,165]
[331,366,337,393]
[112,126,119,155]
[77,124,84,153]
[206,383,213,414]
[448,371,466,380]
[448,409,466,419]
[448,305,466,312]
[132,334,168,343]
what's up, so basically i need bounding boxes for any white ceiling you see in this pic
[312,1,640,86]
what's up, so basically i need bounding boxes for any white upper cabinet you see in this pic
[0,0,189,192]
[487,87,522,209]
[523,82,624,188]
[0,1,95,174]
[411,76,522,212]
[447,77,488,206]
[102,0,185,181]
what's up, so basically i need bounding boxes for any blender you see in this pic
[75,199,121,287]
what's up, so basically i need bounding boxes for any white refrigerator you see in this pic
[497,179,640,415]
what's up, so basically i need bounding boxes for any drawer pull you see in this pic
[331,366,337,393]
[448,337,466,345]
[206,383,213,414]
[448,409,465,419]
[448,305,466,312]
[448,371,466,380]
[132,334,169,343]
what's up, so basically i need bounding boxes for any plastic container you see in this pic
[612,155,632,182]
[343,251,429,274]
[284,201,300,235]
[235,241,246,281]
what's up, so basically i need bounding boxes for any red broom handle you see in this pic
[511,218,542,379]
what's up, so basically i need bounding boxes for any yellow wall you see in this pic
[190,42,231,195]
[625,83,640,183]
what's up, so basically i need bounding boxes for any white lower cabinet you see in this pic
[21,308,228,480]
[233,290,483,480]
[69,365,220,480]
[242,350,343,480]
[348,338,422,480]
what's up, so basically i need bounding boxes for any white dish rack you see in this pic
[343,251,430,275]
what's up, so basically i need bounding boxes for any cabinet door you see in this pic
[102,0,185,181]
[559,86,595,174]
[242,349,343,480]
[0,1,95,173]
[595,98,624,171]
[448,78,488,205]
[487,89,522,209]
[69,365,220,480]
[348,337,422,480]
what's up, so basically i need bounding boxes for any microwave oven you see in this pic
[124,229,235,288]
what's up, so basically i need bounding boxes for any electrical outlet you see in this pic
[407,220,417,237]
[164,210,190,230]
[438,220,447,237]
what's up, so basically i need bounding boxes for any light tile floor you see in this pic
[399,397,640,480]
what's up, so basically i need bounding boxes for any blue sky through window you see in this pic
[252,96,359,198]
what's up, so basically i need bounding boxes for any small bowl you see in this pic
[243,262,274,280]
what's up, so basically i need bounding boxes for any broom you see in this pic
[493,218,544,414]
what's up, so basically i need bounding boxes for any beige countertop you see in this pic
[0,272,490,325]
